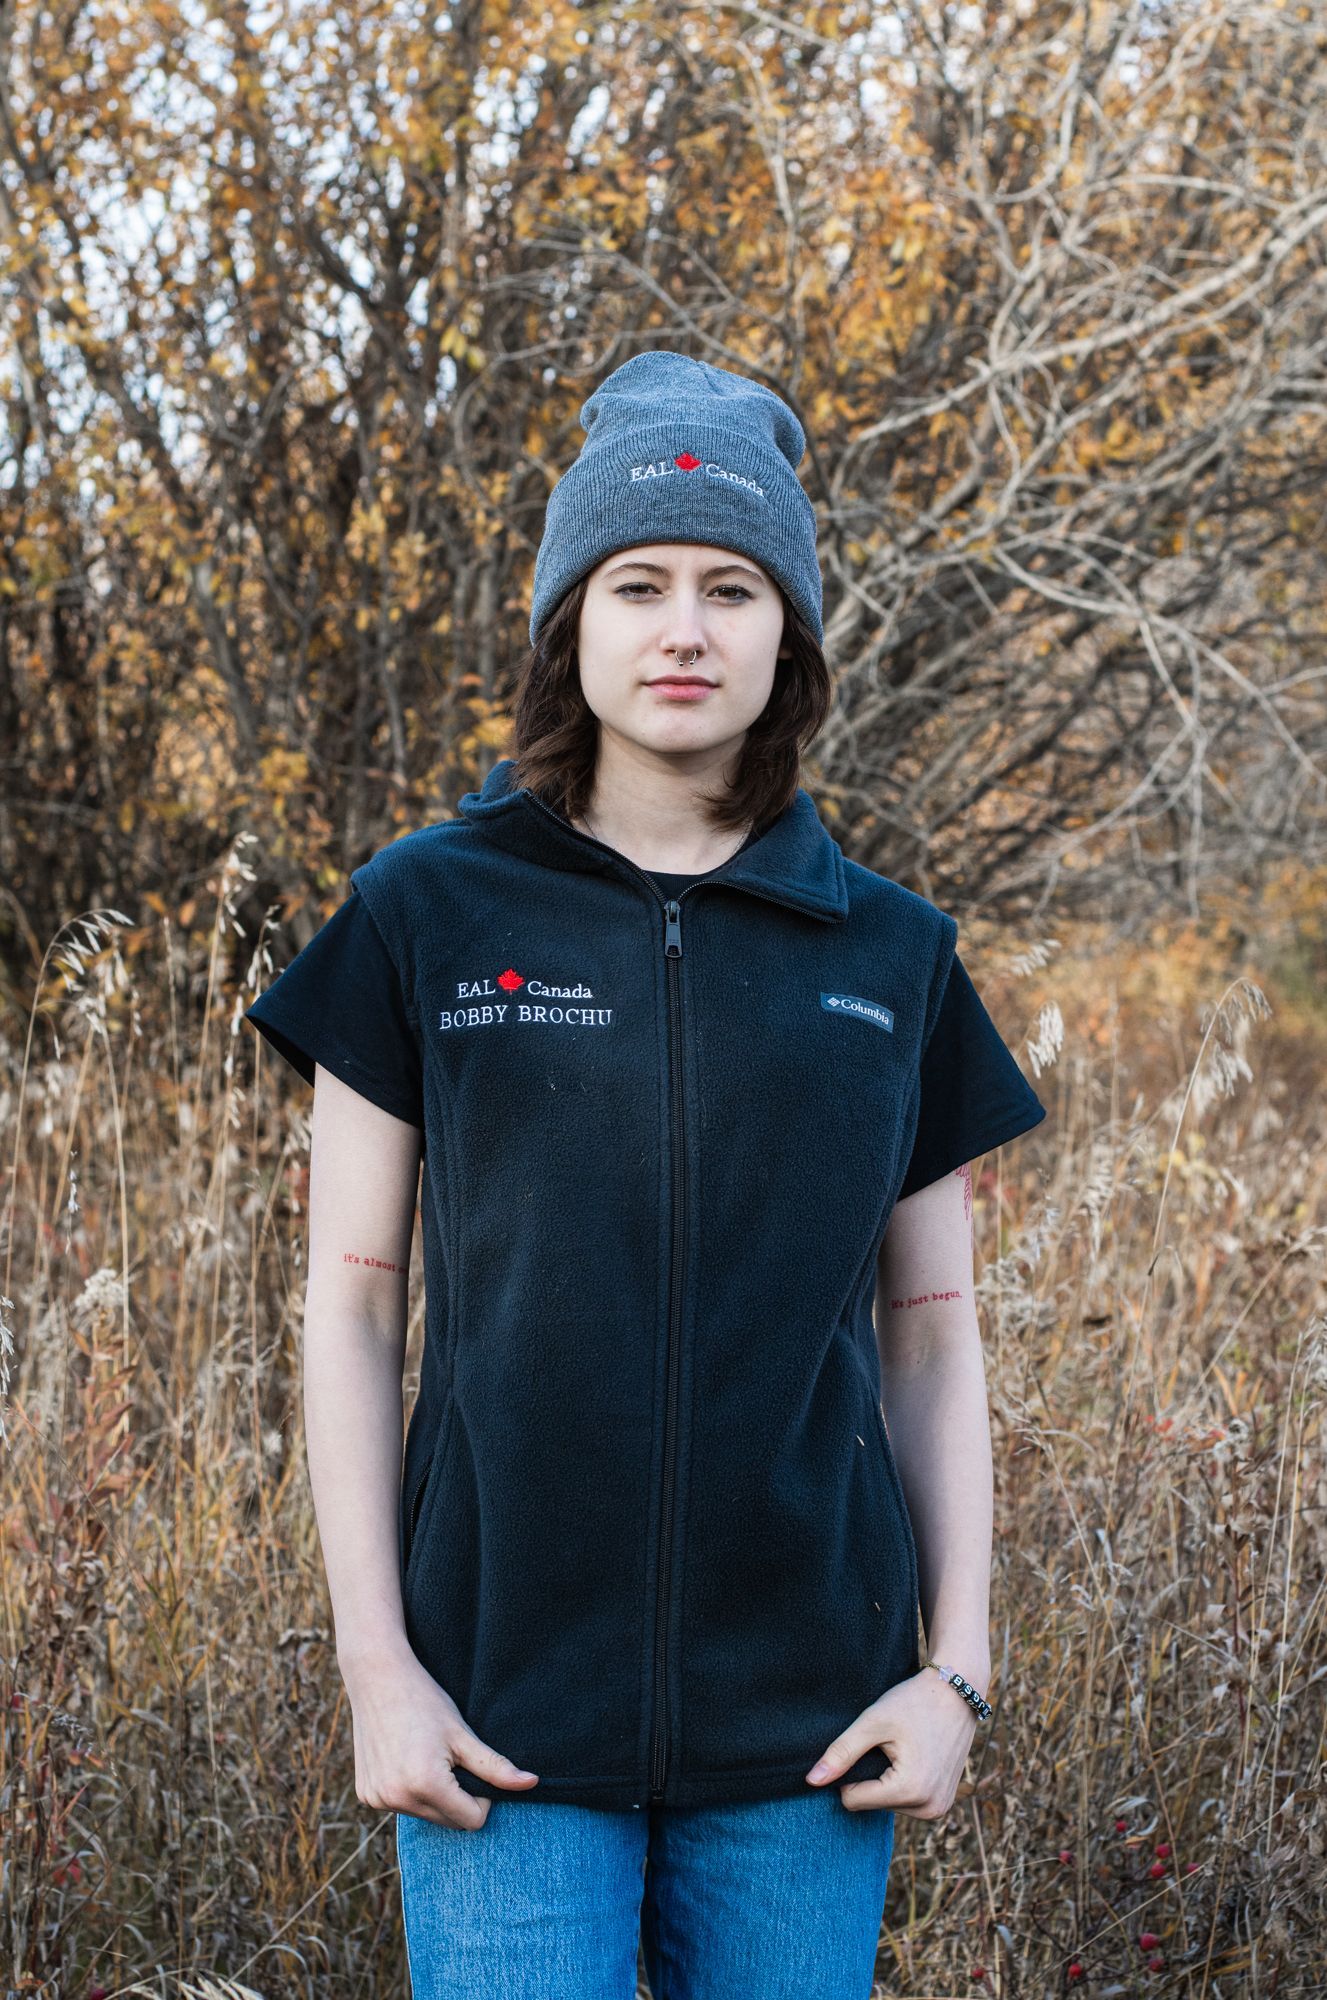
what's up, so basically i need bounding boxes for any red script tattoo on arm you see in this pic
[342,1251,408,1274]
[886,1169,974,1309]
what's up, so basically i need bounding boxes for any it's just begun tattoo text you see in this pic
[342,1251,408,1273]
[886,1167,974,1309]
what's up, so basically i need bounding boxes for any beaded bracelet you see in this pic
[928,1660,993,1722]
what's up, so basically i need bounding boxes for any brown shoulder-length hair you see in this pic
[504,570,833,836]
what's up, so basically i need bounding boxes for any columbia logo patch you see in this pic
[821,991,894,1033]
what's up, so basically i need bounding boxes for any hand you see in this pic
[342,1642,539,1830]
[805,1666,982,1816]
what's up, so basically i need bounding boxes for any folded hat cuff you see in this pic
[531,419,821,641]
[572,417,817,525]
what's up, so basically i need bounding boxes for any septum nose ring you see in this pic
[674,649,699,668]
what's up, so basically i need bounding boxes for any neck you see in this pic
[575,736,752,873]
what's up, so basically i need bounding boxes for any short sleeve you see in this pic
[896,953,1046,1200]
[243,886,424,1129]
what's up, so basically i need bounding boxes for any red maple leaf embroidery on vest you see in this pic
[497,968,524,991]
[674,452,702,470]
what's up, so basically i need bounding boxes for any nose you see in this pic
[661,607,708,663]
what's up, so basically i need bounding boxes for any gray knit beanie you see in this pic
[529,350,823,645]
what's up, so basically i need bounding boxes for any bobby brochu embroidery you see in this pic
[441,968,613,1032]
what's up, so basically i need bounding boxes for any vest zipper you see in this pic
[650,895,686,1800]
[507,787,703,1802]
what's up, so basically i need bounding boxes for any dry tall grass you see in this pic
[2,850,1324,1999]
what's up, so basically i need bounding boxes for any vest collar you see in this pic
[457,757,849,924]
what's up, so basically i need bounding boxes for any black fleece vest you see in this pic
[245,758,1045,1811]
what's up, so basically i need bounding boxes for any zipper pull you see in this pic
[663,899,682,957]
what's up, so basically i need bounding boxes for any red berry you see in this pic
[1059,1847,1073,1864]
[1139,1931,1160,1950]
[971,1969,987,1983]
[1114,1817,1128,1832]
[1068,1963,1085,1981]
[1149,1955,1165,1972]
[1185,1860,1198,1873]
[90,1989,109,1999]
[1149,1860,1166,1877]
[1155,1841,1171,1858]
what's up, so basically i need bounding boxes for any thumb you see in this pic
[454,1732,540,1789]
[806,1721,881,1786]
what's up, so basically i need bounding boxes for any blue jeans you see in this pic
[396,1791,896,1999]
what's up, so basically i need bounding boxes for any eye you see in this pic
[613,582,754,601]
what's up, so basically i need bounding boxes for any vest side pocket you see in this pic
[872,1394,921,1672]
[403,1390,456,1592]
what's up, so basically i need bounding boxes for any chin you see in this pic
[636,723,738,759]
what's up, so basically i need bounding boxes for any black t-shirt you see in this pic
[644,823,763,902]
[647,867,720,899]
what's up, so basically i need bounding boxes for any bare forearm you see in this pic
[879,1317,993,1685]
[302,1293,412,1684]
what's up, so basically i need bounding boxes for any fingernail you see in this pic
[807,1760,831,1782]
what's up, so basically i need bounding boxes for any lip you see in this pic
[645,676,718,697]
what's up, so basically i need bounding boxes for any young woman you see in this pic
[245,351,1045,1999]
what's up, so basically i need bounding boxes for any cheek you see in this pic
[731,603,786,692]
[727,651,779,722]
[575,601,624,696]
[573,647,624,721]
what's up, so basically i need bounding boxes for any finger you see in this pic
[406,1786,490,1830]
[454,1732,540,1790]
[402,1756,491,1830]
[837,1774,904,1813]
[805,1730,878,1787]
[404,1735,530,1830]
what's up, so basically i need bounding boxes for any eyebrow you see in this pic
[604,559,765,582]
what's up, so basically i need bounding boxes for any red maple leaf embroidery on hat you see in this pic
[674,451,702,470]
[497,968,524,991]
